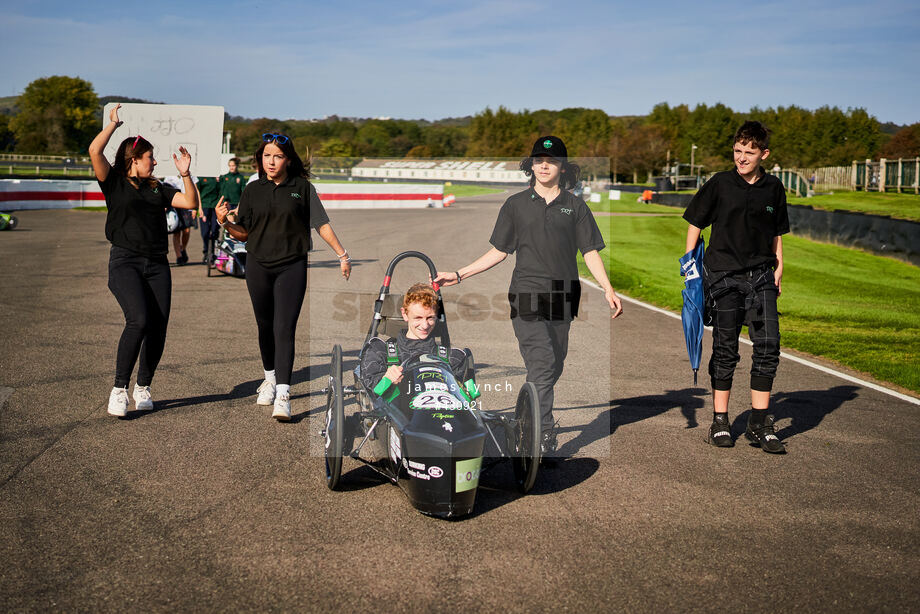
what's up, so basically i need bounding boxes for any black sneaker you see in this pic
[745,414,786,454]
[707,414,734,447]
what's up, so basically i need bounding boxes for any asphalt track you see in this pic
[1,194,918,612]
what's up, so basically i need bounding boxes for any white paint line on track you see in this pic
[581,278,920,406]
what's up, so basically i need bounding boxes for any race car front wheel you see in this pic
[512,382,541,493]
[324,344,345,490]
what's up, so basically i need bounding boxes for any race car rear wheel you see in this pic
[324,344,345,490]
[206,237,213,277]
[512,382,541,493]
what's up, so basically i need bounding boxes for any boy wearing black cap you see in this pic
[683,120,789,454]
[436,136,623,460]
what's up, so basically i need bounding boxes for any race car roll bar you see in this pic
[363,250,450,349]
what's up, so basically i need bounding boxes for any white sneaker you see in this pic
[108,387,128,417]
[133,384,154,411]
[257,380,276,406]
[272,393,291,421]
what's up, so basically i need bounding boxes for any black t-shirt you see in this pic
[99,172,179,257]
[360,330,467,391]
[236,176,331,267]
[489,188,605,320]
[682,169,790,272]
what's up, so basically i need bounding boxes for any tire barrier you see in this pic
[787,205,920,266]
[648,192,919,265]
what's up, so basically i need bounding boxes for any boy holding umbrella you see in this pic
[683,121,789,453]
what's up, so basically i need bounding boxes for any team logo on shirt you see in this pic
[291,192,301,199]
[560,208,573,215]
[766,205,774,213]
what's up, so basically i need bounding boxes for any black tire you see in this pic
[7,215,17,230]
[206,237,213,277]
[324,344,345,490]
[511,382,541,493]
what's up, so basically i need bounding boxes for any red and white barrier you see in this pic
[315,183,443,209]
[0,180,104,210]
[0,180,445,210]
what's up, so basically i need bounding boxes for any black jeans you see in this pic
[511,317,572,431]
[107,245,172,388]
[199,208,219,252]
[245,257,307,386]
[706,266,780,392]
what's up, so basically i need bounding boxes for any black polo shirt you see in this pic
[236,176,330,267]
[683,169,790,273]
[99,172,179,258]
[489,188,605,320]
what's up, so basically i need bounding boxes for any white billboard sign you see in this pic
[102,103,225,178]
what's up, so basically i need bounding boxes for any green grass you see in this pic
[443,184,505,198]
[311,179,504,198]
[788,191,920,222]
[1,165,95,178]
[587,191,683,215]
[579,216,920,393]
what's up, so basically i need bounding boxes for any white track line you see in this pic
[581,278,920,406]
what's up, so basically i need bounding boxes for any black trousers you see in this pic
[245,256,307,386]
[107,245,171,388]
[511,317,571,431]
[199,208,219,252]
[707,266,780,392]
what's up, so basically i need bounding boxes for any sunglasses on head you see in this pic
[262,133,290,145]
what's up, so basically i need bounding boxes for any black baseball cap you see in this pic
[530,135,567,160]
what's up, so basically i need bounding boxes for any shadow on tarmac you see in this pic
[126,378,266,419]
[733,384,859,441]
[327,457,599,520]
[553,388,709,458]
[309,257,375,270]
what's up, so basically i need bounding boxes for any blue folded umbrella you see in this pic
[679,238,705,385]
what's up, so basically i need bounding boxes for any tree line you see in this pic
[3,76,918,180]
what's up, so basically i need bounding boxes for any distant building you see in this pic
[352,159,528,184]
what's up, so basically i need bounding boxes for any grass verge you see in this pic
[588,192,683,215]
[787,191,920,222]
[581,215,920,393]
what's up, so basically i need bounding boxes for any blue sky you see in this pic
[1,0,918,124]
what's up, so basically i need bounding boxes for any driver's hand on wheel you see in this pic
[384,365,403,384]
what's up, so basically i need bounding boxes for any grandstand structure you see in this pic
[352,159,528,184]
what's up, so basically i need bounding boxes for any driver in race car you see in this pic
[360,283,471,401]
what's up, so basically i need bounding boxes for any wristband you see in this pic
[455,271,462,284]
[180,172,191,178]
[336,250,348,259]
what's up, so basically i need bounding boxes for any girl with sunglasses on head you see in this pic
[216,133,351,421]
[89,103,201,417]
